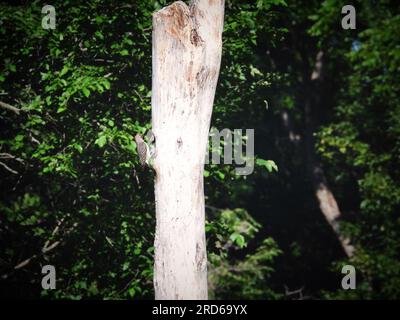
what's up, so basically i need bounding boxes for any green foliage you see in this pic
[2,0,397,301]
[0,0,158,299]
[256,158,278,173]
[0,0,282,299]
[314,1,400,299]
[207,208,282,299]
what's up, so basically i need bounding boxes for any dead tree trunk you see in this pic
[151,0,225,300]
[305,51,355,258]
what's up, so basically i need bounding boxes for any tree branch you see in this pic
[1,220,77,279]
[0,153,24,164]
[0,161,18,174]
[0,101,22,115]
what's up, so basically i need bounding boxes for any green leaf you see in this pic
[82,87,90,97]
[57,105,67,113]
[128,287,135,298]
[230,233,246,248]
[60,65,69,76]
[95,16,104,24]
[95,135,107,148]
[95,30,104,40]
[217,171,225,180]
[74,144,83,153]
[256,158,278,172]
[103,80,111,90]
[122,262,130,271]
[120,49,129,56]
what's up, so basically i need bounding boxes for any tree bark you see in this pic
[151,0,224,300]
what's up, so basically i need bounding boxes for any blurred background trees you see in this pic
[0,0,399,299]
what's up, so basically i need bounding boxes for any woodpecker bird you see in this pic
[135,130,155,167]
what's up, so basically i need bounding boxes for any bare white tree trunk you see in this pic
[151,0,224,300]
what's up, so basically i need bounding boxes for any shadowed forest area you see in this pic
[0,0,399,299]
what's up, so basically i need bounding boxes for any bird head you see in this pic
[135,133,143,143]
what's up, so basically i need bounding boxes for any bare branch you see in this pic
[1,221,78,279]
[0,101,22,115]
[0,153,24,164]
[43,218,65,251]
[0,161,18,174]
[14,255,38,270]
[42,241,61,254]
[13,239,63,268]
